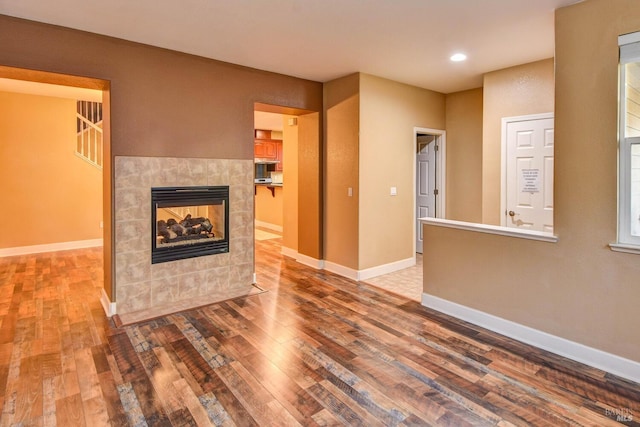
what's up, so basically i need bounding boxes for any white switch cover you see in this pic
[390,187,397,196]
[348,187,353,197]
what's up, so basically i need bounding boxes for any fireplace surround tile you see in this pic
[150,277,179,306]
[176,158,208,186]
[117,281,152,314]
[115,220,148,253]
[207,159,230,185]
[114,156,255,319]
[115,250,151,285]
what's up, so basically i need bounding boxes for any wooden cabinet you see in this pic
[254,129,283,170]
[254,140,277,159]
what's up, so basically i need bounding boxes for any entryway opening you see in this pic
[0,66,111,301]
[253,102,322,283]
[414,127,446,254]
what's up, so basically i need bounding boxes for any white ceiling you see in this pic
[0,0,581,94]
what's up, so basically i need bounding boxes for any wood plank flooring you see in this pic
[0,240,638,426]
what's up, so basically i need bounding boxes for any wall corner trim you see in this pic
[280,246,298,259]
[358,256,415,281]
[100,288,117,318]
[255,220,283,233]
[323,257,416,282]
[421,293,640,384]
[324,261,359,281]
[296,253,325,270]
[0,239,104,257]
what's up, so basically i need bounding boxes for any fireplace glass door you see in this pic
[151,186,229,263]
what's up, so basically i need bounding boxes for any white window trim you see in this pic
[613,33,640,252]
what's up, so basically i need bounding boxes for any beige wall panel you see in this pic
[324,74,360,269]
[445,88,483,223]
[424,0,640,363]
[359,74,445,270]
[282,115,299,251]
[482,59,555,225]
[0,91,102,248]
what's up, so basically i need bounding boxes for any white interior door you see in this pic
[504,115,554,232]
[416,135,437,253]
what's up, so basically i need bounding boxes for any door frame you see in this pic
[413,127,446,254]
[500,112,554,227]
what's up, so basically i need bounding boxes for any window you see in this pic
[617,32,640,249]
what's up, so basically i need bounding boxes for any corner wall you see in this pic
[359,74,445,270]
[444,88,483,223]
[282,115,299,252]
[324,74,360,270]
[482,59,555,225]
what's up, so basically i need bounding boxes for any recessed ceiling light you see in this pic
[450,53,467,62]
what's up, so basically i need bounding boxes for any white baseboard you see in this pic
[279,247,324,270]
[255,221,283,233]
[323,257,415,282]
[0,238,103,257]
[421,292,640,384]
[100,288,117,317]
[324,261,359,280]
[296,253,325,270]
[358,256,415,281]
[280,246,298,259]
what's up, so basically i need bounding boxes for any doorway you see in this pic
[0,67,111,308]
[252,103,322,281]
[414,128,446,254]
[501,113,554,232]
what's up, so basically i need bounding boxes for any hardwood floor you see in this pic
[0,241,638,426]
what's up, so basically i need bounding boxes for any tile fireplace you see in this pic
[114,156,254,318]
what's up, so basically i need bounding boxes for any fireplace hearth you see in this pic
[151,186,229,264]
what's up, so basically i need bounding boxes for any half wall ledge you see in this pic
[419,217,559,243]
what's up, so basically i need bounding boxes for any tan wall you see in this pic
[282,115,299,252]
[445,88,483,222]
[255,186,283,227]
[324,74,360,269]
[424,0,640,363]
[359,73,445,269]
[482,59,555,225]
[0,91,102,248]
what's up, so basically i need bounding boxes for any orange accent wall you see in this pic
[255,186,283,227]
[0,91,102,248]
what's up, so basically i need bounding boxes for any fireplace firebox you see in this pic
[151,186,229,264]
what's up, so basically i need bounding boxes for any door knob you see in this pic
[508,210,516,217]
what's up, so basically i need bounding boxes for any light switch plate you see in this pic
[390,187,397,196]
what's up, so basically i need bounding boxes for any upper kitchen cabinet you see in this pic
[254,130,282,167]
[254,140,277,159]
